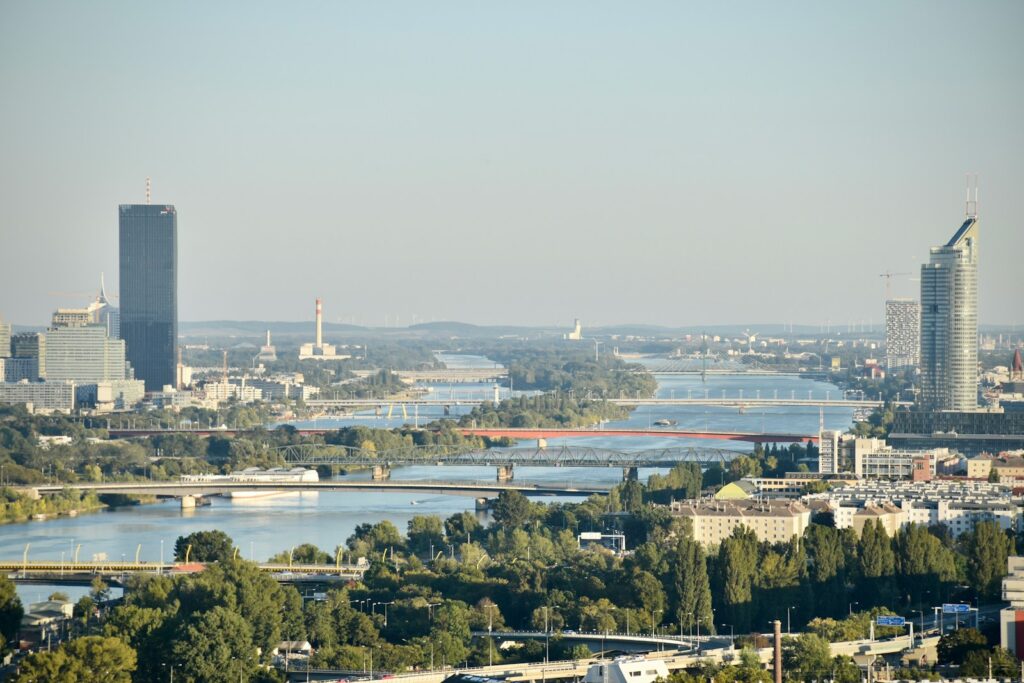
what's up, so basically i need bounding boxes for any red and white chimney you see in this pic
[315,298,323,348]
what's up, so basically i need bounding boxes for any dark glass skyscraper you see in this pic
[119,204,177,391]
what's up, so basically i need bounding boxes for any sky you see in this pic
[1,1,1022,329]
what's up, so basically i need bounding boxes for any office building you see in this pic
[919,199,979,410]
[0,357,38,382]
[668,499,811,546]
[43,325,131,383]
[890,409,1024,455]
[885,299,920,369]
[11,333,45,379]
[0,381,76,413]
[0,317,10,358]
[120,203,177,391]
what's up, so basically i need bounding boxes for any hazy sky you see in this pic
[1,1,1022,329]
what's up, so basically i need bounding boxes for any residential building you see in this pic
[120,203,177,390]
[1001,557,1024,658]
[885,299,920,369]
[808,480,1018,538]
[919,206,978,410]
[668,499,811,546]
[0,381,76,413]
[201,380,262,404]
[818,430,842,474]
[75,380,146,411]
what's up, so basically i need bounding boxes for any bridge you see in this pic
[106,426,816,442]
[300,396,891,409]
[2,559,368,583]
[28,478,611,503]
[457,427,816,443]
[352,368,507,383]
[275,444,747,480]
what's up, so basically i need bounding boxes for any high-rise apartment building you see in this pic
[119,204,177,391]
[11,333,45,379]
[919,206,978,411]
[885,299,920,369]
[0,317,10,358]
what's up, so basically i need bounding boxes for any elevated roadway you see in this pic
[2,560,367,582]
[28,478,610,499]
[352,368,507,383]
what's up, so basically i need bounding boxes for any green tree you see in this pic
[673,536,714,635]
[171,606,257,683]
[962,647,1018,677]
[937,627,988,664]
[619,480,644,513]
[857,520,895,578]
[964,520,1013,599]
[173,530,235,563]
[783,633,832,682]
[718,526,759,631]
[0,574,23,644]
[408,515,446,556]
[492,490,532,529]
[12,636,136,683]
[893,524,958,604]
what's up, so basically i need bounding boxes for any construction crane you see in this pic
[879,272,912,300]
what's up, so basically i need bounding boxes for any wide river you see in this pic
[7,354,854,603]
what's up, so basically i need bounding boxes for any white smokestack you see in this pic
[315,298,323,348]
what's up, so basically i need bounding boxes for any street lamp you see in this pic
[849,601,859,616]
[787,605,794,634]
[722,624,734,649]
[486,603,497,666]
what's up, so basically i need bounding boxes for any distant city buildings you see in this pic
[884,299,919,369]
[919,200,979,410]
[0,381,76,413]
[119,202,178,391]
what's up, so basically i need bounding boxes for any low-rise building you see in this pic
[668,498,811,547]
[807,480,1018,537]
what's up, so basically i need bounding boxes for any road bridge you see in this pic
[2,559,367,583]
[276,444,746,481]
[352,368,507,383]
[28,478,610,502]
[299,397,891,409]
[106,426,816,442]
[458,427,816,443]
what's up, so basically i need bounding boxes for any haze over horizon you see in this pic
[2,1,1022,328]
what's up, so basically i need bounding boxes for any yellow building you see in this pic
[669,499,811,547]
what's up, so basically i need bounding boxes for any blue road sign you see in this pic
[942,603,970,614]
[876,616,906,627]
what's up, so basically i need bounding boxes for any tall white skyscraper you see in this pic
[885,299,920,369]
[919,195,978,411]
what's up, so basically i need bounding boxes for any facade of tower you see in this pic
[885,299,920,369]
[119,204,177,391]
[919,215,978,410]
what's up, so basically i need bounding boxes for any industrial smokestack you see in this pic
[773,620,782,683]
[315,298,323,348]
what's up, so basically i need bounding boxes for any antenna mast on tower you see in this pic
[965,173,979,218]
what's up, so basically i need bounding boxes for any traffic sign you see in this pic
[876,616,906,627]
[942,603,970,614]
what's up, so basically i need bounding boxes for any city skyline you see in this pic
[1,2,1023,327]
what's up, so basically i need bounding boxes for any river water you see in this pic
[6,354,854,603]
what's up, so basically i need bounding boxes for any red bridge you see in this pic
[458,427,817,444]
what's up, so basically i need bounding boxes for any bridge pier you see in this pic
[180,495,197,509]
[496,465,514,481]
[371,464,391,481]
[475,497,492,512]
[623,467,639,482]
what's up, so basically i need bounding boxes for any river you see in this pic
[5,354,854,603]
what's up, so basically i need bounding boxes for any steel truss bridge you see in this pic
[276,444,746,469]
